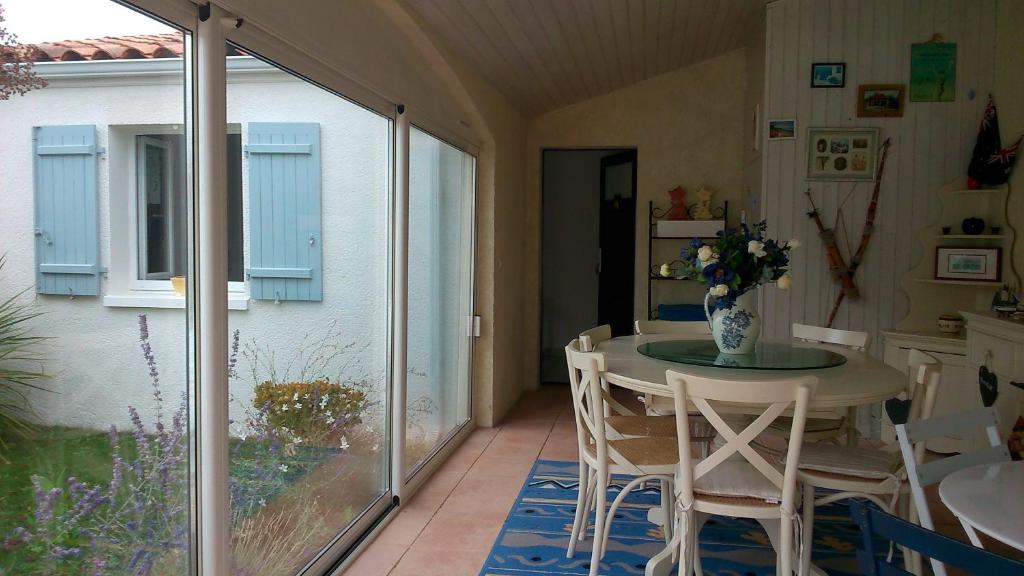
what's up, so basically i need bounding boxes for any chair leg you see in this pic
[581,467,598,540]
[588,464,608,576]
[799,486,815,576]
[660,479,673,545]
[567,461,590,558]
[692,513,709,576]
[779,514,793,576]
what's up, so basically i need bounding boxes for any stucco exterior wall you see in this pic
[522,50,748,388]
[0,67,432,433]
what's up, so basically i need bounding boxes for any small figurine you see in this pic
[666,186,688,220]
[691,186,715,220]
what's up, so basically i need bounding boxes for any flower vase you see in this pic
[704,290,761,355]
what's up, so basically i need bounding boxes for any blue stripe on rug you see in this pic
[480,459,898,576]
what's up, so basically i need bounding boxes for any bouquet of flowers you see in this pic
[677,221,799,309]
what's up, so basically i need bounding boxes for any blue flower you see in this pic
[701,261,734,285]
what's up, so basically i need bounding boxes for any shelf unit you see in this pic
[898,182,1014,331]
[646,200,728,319]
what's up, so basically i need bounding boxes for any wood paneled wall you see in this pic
[760,0,997,350]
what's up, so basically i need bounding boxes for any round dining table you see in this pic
[596,334,907,408]
[593,333,908,576]
[939,460,1024,552]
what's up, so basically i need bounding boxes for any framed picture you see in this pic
[806,127,879,181]
[811,62,845,88]
[858,84,905,117]
[910,42,957,102]
[768,118,796,140]
[935,247,1001,282]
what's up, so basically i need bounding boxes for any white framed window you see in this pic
[125,124,245,293]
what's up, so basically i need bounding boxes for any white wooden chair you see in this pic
[795,349,942,576]
[896,407,1011,576]
[765,323,871,444]
[659,369,818,576]
[634,319,711,337]
[579,324,612,353]
[633,320,711,418]
[564,339,678,576]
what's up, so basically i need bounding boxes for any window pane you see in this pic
[226,46,392,573]
[406,127,474,473]
[0,2,192,574]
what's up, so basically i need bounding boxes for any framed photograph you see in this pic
[811,62,845,87]
[935,247,1001,282]
[806,127,880,181]
[768,118,796,140]
[858,84,905,117]
[910,42,956,102]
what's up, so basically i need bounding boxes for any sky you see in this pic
[2,0,174,44]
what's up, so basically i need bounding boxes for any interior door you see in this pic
[598,151,637,337]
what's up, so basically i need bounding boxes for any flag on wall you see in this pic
[968,95,1021,186]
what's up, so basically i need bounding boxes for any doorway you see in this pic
[540,148,637,384]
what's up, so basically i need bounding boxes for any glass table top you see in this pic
[636,339,848,370]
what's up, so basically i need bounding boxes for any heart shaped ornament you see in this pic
[979,366,999,407]
[885,398,912,425]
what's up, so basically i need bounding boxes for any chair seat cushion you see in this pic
[605,415,676,438]
[792,443,902,479]
[606,414,714,441]
[769,416,845,433]
[693,461,782,503]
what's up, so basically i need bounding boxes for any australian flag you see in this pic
[968,95,1021,186]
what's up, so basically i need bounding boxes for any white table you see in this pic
[939,461,1024,552]
[593,334,908,576]
[596,334,907,409]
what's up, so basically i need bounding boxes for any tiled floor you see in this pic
[343,385,576,576]
[344,384,1017,575]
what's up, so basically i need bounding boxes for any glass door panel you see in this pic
[405,127,475,474]
[224,45,392,574]
[0,2,193,574]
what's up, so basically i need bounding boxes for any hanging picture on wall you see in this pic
[910,42,957,102]
[806,127,880,181]
[811,62,845,87]
[858,84,905,117]
[768,119,796,140]
[935,246,1001,282]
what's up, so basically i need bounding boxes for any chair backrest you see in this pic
[792,322,870,351]
[896,407,1009,529]
[579,324,612,352]
[634,319,711,336]
[849,500,1024,576]
[666,369,817,516]
[565,339,608,469]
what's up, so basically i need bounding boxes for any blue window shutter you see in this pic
[246,123,322,301]
[33,125,100,296]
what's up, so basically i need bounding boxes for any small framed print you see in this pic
[806,127,880,181]
[811,62,845,87]
[858,84,905,117]
[935,247,1002,282]
[768,118,796,140]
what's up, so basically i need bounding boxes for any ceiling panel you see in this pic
[401,0,763,114]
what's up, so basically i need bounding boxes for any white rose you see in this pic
[659,263,672,277]
[777,272,793,290]
[697,245,715,263]
[788,239,801,250]
[748,240,767,258]
[709,284,729,297]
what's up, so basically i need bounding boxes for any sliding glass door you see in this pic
[224,45,393,574]
[406,127,475,475]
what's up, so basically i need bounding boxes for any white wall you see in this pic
[0,67,395,432]
[761,0,998,349]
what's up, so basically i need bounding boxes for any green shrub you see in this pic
[254,379,366,446]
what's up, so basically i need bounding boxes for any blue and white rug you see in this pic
[480,460,896,576]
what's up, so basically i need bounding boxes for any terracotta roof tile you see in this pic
[25,33,184,62]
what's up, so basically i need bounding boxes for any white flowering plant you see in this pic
[679,221,798,309]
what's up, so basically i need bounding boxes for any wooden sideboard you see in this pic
[882,313,1023,452]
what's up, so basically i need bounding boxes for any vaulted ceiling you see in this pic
[400,0,764,115]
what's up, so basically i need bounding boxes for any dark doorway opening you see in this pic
[540,148,637,384]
